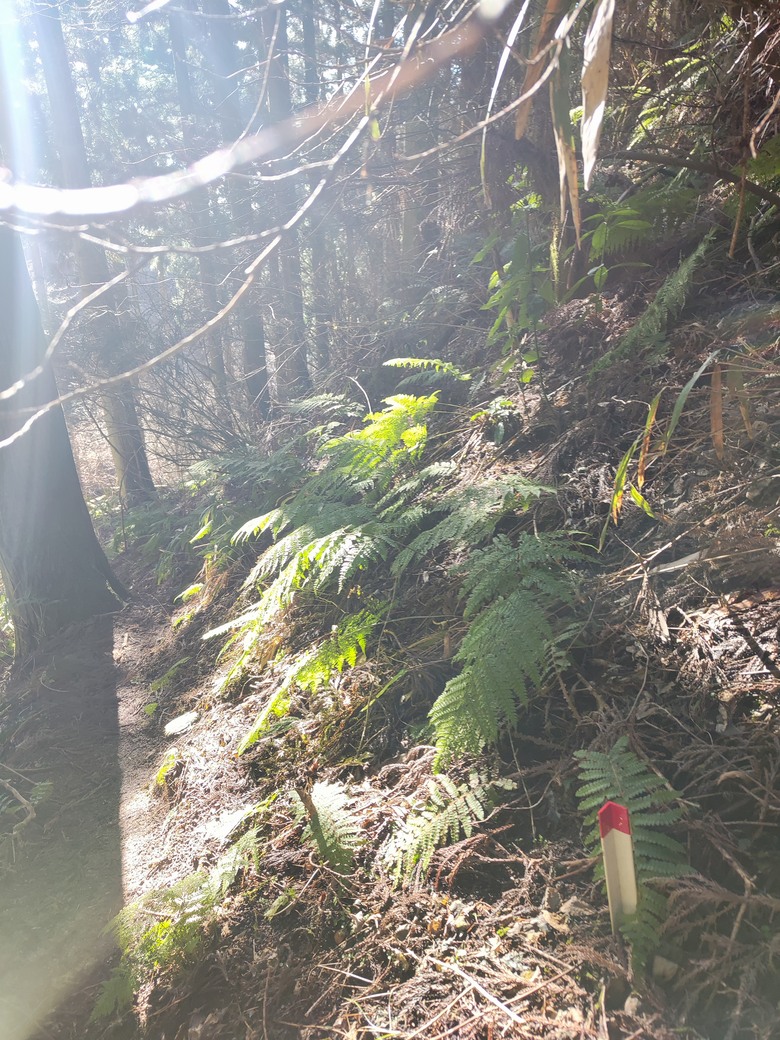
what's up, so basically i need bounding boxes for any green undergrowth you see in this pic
[201,387,585,765]
[93,825,263,1020]
[83,12,780,1028]
[93,378,592,1020]
[576,737,692,973]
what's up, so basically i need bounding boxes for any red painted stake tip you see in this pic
[598,800,632,838]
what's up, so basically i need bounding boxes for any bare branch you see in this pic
[0,21,481,221]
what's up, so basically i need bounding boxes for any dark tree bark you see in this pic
[31,0,156,508]
[0,227,122,663]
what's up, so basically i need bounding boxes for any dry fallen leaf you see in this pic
[581,0,616,190]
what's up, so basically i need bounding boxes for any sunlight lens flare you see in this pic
[0,9,43,183]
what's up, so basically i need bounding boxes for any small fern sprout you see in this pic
[294,781,364,873]
[381,772,514,885]
[575,736,692,971]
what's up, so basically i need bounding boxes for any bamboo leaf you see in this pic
[637,391,662,489]
[550,42,581,246]
[628,483,656,517]
[611,437,639,523]
[600,436,639,550]
[580,0,615,190]
[661,350,720,452]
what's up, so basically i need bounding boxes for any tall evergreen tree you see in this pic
[32,0,156,508]
[0,226,124,662]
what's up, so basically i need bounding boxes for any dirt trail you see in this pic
[0,578,176,1039]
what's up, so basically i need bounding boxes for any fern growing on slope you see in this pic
[430,534,583,766]
[382,772,513,885]
[585,183,699,266]
[323,393,438,487]
[575,737,691,971]
[595,229,715,369]
[206,395,442,684]
[294,780,364,873]
[93,829,261,1020]
[236,608,382,755]
[391,476,550,577]
[208,391,562,756]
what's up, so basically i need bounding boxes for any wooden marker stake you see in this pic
[598,800,638,933]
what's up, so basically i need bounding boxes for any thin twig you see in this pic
[0,776,35,833]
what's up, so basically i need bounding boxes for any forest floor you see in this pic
[1,298,779,1040]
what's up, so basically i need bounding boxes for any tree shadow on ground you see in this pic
[0,615,122,1040]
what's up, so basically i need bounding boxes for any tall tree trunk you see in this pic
[300,0,332,375]
[32,0,155,507]
[260,3,311,401]
[197,0,272,420]
[0,227,123,662]
[169,5,228,402]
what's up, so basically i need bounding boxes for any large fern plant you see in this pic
[575,737,691,971]
[430,533,583,766]
[206,395,438,642]
[209,393,554,695]
[207,390,580,766]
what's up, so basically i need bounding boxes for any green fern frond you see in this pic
[308,523,396,592]
[376,461,456,518]
[294,781,363,873]
[383,357,471,382]
[93,869,216,1022]
[242,503,373,578]
[90,965,135,1022]
[237,606,384,754]
[210,827,262,896]
[292,609,382,691]
[324,393,438,482]
[431,587,551,763]
[585,183,698,263]
[236,687,292,755]
[586,210,653,263]
[746,133,780,186]
[391,479,551,577]
[232,507,281,545]
[575,737,691,971]
[457,534,582,618]
[595,230,715,368]
[382,772,513,885]
[430,534,583,765]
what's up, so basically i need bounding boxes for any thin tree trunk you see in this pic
[169,6,228,400]
[260,3,311,401]
[301,0,332,375]
[198,0,272,419]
